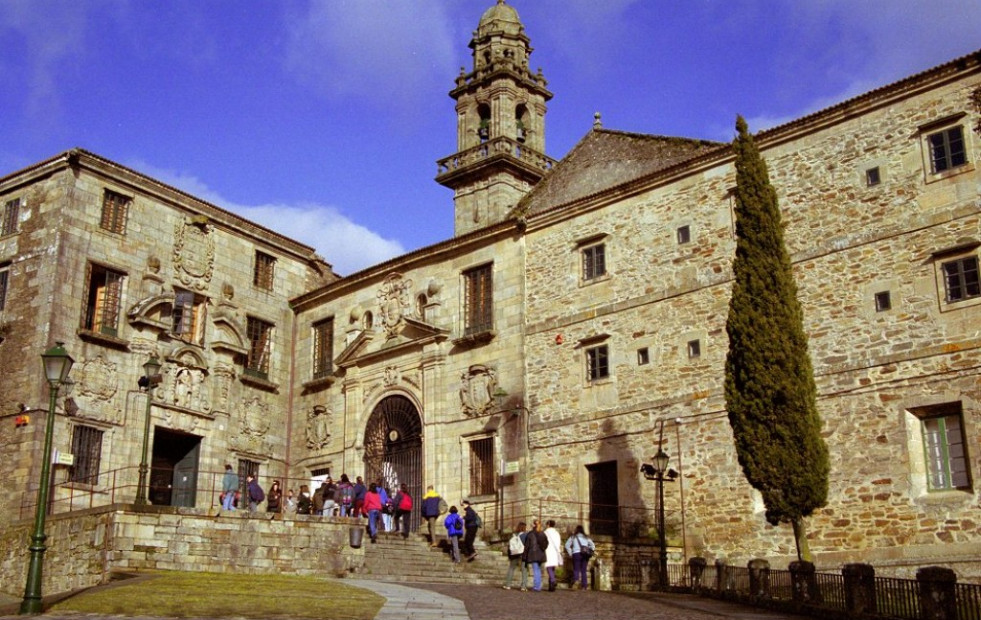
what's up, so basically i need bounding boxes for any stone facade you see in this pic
[1,0,979,594]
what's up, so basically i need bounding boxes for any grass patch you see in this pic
[49,571,385,619]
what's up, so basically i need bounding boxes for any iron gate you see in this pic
[363,395,423,532]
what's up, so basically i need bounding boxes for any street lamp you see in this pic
[135,355,161,505]
[641,439,678,588]
[20,342,74,615]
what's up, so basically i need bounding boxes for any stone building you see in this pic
[2,0,980,583]
[0,149,335,521]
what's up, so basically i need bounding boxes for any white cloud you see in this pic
[283,0,457,119]
[131,161,405,276]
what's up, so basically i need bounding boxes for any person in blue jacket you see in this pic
[444,505,464,563]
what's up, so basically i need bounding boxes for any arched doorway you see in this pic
[363,395,423,532]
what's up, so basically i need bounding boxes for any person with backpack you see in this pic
[461,499,481,560]
[544,519,563,591]
[503,521,529,590]
[245,474,264,513]
[420,485,446,546]
[376,479,393,531]
[522,519,549,591]
[443,505,464,563]
[336,474,354,517]
[564,524,596,590]
[393,483,412,538]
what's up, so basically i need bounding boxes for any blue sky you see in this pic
[1,1,979,275]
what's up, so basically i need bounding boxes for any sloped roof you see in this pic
[512,129,723,218]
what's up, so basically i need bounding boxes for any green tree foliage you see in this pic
[724,116,830,561]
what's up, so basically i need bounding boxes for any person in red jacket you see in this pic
[363,483,383,543]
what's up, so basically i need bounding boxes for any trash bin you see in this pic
[349,525,364,548]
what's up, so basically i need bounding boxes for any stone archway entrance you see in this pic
[363,395,423,532]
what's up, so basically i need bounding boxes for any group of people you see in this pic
[504,520,596,592]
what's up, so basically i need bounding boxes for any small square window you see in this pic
[2,198,20,236]
[928,126,967,174]
[865,167,881,187]
[100,190,130,234]
[253,251,276,291]
[582,244,606,281]
[942,256,980,303]
[676,225,691,245]
[874,291,892,312]
[637,347,650,365]
[586,344,609,382]
[687,339,701,359]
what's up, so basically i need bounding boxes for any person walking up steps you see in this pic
[503,521,529,591]
[462,499,481,560]
[444,505,464,563]
[421,485,446,546]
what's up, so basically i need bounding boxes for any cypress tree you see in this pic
[724,116,829,561]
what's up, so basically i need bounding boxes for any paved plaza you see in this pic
[0,580,807,620]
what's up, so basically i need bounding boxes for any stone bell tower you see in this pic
[436,0,555,237]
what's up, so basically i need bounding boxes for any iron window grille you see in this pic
[69,425,103,486]
[463,264,493,335]
[0,264,8,312]
[83,264,124,336]
[246,316,273,378]
[253,251,276,291]
[100,190,130,234]
[469,437,495,496]
[312,317,335,379]
[2,198,20,236]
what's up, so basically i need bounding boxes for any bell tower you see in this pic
[436,0,555,236]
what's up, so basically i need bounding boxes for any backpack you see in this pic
[399,493,413,511]
[340,485,354,505]
[474,513,482,528]
[508,533,525,556]
[578,535,594,559]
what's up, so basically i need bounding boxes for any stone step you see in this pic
[359,530,509,585]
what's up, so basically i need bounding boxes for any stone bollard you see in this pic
[689,557,707,592]
[748,559,771,600]
[715,559,732,594]
[790,560,821,604]
[842,563,876,615]
[917,566,957,620]
[593,558,612,591]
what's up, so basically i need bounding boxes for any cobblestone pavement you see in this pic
[0,580,808,620]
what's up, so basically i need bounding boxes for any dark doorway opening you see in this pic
[587,460,620,536]
[363,395,423,532]
[150,427,201,507]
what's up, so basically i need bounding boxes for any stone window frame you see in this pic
[253,250,276,291]
[462,262,493,337]
[874,290,892,313]
[172,287,208,345]
[931,240,981,313]
[676,224,692,245]
[312,316,335,380]
[579,237,608,284]
[905,401,972,495]
[100,188,131,235]
[1,196,21,237]
[585,342,610,383]
[687,339,701,359]
[637,347,650,366]
[918,114,974,183]
[245,315,274,379]
[81,261,126,339]
[68,424,104,487]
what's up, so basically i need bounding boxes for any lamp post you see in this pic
[135,355,161,505]
[20,342,74,615]
[641,427,677,588]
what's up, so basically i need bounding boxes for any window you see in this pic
[253,251,276,291]
[245,316,273,378]
[582,244,606,281]
[172,288,207,343]
[687,339,701,359]
[469,437,495,496]
[238,459,260,489]
[942,256,980,303]
[69,426,103,485]
[2,198,20,236]
[874,291,892,312]
[919,404,970,491]
[83,264,124,336]
[677,225,691,245]
[586,344,609,382]
[928,126,967,174]
[312,317,334,379]
[865,167,881,186]
[637,347,650,365]
[100,190,130,234]
[0,263,8,312]
[463,263,493,335]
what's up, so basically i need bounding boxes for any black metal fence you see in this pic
[615,558,981,620]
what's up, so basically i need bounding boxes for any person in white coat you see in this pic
[543,519,563,592]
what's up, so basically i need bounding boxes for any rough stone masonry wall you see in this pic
[0,505,364,598]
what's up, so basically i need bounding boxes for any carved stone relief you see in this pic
[384,366,401,386]
[377,273,413,339]
[459,364,498,417]
[173,218,215,291]
[164,352,211,413]
[211,364,236,413]
[72,354,123,424]
[305,405,332,450]
[238,395,272,456]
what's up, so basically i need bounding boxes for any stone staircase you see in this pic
[358,529,509,585]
